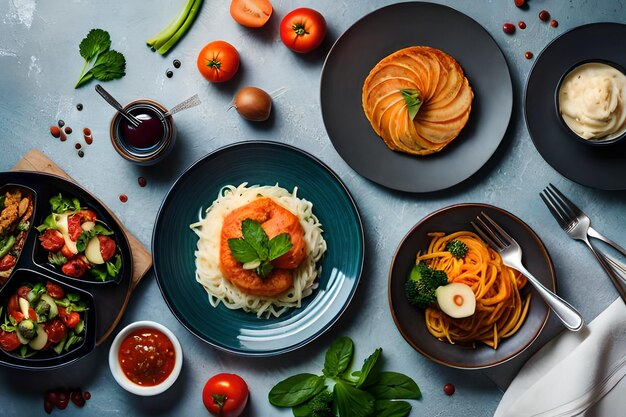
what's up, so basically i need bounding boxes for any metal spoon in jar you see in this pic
[94,84,142,128]
[163,94,202,118]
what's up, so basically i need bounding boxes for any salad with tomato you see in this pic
[36,193,121,282]
[0,280,87,358]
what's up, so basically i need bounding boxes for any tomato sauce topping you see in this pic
[118,328,176,386]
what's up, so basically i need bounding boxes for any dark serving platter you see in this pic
[0,171,133,369]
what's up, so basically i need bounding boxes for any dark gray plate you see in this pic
[525,23,626,190]
[320,2,512,193]
[389,204,553,369]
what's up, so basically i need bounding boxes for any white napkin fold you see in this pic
[495,297,626,417]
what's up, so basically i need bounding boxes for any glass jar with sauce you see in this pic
[109,99,176,165]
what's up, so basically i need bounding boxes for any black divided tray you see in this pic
[0,171,133,370]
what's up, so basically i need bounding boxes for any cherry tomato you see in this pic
[0,330,21,352]
[45,319,68,344]
[202,373,249,417]
[17,285,31,298]
[197,41,240,83]
[97,235,117,262]
[0,254,16,271]
[46,281,65,299]
[280,8,327,53]
[61,257,90,277]
[39,229,65,252]
[230,0,272,28]
[10,310,25,323]
[67,214,82,242]
[62,312,80,329]
[28,307,38,322]
[7,294,19,314]
[60,244,75,259]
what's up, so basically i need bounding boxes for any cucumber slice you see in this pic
[28,327,48,350]
[40,294,59,319]
[74,319,85,335]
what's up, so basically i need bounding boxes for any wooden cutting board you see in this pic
[11,149,153,346]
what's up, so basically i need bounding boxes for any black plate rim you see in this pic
[524,22,626,190]
[388,203,554,369]
[152,140,365,356]
[320,1,513,193]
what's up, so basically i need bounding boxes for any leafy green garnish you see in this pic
[446,239,469,259]
[227,219,293,278]
[268,336,421,417]
[75,223,114,253]
[47,252,67,267]
[36,214,57,233]
[75,29,126,88]
[400,89,423,121]
[106,254,122,278]
[49,193,81,214]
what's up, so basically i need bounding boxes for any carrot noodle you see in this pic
[420,231,531,349]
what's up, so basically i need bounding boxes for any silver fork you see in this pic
[540,184,626,302]
[471,212,584,331]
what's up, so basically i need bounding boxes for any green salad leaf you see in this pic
[75,29,126,88]
[400,89,423,120]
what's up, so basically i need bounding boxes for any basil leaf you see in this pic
[241,219,269,259]
[268,373,326,407]
[323,336,354,377]
[355,348,382,388]
[366,372,421,400]
[228,238,259,263]
[93,223,113,236]
[49,194,80,214]
[374,400,412,417]
[90,266,107,282]
[400,89,423,121]
[292,402,312,417]
[333,380,375,417]
[106,256,121,277]
[36,214,58,232]
[268,233,293,261]
[75,231,91,253]
[256,260,274,278]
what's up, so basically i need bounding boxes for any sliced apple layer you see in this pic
[362,46,474,156]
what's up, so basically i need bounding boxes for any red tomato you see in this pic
[45,318,68,344]
[197,41,240,83]
[7,294,19,314]
[202,373,249,417]
[60,244,75,259]
[280,8,327,53]
[0,254,16,271]
[28,307,37,322]
[10,310,24,323]
[67,214,83,242]
[46,281,65,299]
[39,229,65,252]
[17,286,31,298]
[97,235,117,262]
[0,330,20,352]
[230,0,272,28]
[62,312,80,329]
[61,257,90,277]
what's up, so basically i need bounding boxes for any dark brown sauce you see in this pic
[120,108,164,149]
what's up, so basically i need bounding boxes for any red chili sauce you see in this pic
[118,328,176,386]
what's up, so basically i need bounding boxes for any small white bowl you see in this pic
[108,320,183,396]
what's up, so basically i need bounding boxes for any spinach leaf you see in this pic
[323,336,353,377]
[366,372,421,400]
[292,402,312,417]
[355,347,382,388]
[268,374,325,407]
[375,400,412,417]
[333,380,375,417]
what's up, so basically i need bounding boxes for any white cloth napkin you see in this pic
[494,297,626,417]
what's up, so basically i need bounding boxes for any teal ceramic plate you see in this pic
[153,141,364,356]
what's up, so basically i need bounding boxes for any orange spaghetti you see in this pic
[419,231,531,349]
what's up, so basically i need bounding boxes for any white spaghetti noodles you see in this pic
[190,183,327,318]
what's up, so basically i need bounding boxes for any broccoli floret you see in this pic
[405,263,448,309]
[445,240,468,259]
[309,390,333,417]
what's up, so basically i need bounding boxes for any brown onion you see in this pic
[233,87,272,121]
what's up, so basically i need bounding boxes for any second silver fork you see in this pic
[472,212,584,331]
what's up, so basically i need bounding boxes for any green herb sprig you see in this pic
[228,219,293,278]
[400,89,423,121]
[269,336,421,417]
[75,29,126,88]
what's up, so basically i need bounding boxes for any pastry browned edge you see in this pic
[362,46,474,156]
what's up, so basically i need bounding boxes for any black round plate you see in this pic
[320,2,512,193]
[525,23,626,190]
[389,204,554,369]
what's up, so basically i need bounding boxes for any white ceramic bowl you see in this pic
[108,320,183,396]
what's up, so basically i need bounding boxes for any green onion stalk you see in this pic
[146,0,204,55]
